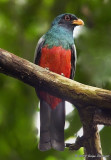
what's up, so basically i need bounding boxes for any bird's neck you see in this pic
[44,25,74,49]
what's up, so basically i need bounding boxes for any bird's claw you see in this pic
[45,67,49,70]
[61,73,65,76]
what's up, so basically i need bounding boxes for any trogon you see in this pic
[34,13,84,151]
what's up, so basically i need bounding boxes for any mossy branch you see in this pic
[0,48,111,111]
[0,48,111,160]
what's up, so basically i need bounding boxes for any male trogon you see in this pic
[34,13,84,151]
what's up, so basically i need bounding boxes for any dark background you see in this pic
[0,0,111,159]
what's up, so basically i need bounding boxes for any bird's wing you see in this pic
[34,35,45,65]
[70,44,77,79]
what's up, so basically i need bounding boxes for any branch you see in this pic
[66,108,104,160]
[66,136,84,150]
[79,108,103,160]
[94,109,111,125]
[0,48,111,111]
[0,48,110,159]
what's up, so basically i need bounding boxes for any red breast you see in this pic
[39,46,71,109]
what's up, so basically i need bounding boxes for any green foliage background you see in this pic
[0,0,111,160]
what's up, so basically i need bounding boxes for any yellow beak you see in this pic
[72,19,84,25]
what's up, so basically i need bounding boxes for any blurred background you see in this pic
[0,0,111,160]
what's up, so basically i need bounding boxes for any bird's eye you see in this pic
[65,15,70,21]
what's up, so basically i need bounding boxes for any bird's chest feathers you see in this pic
[39,46,71,109]
[39,46,71,78]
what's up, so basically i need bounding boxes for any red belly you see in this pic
[39,46,71,109]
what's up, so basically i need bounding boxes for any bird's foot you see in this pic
[61,73,65,76]
[45,67,49,70]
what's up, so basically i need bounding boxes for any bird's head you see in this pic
[52,13,84,31]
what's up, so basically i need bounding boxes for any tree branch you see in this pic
[79,108,103,160]
[0,48,110,159]
[0,48,111,111]
[66,136,84,150]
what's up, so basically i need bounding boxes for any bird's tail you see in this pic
[38,100,51,151]
[38,99,65,151]
[50,101,65,151]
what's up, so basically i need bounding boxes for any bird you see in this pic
[34,13,84,151]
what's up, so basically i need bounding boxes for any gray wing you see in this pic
[34,35,45,65]
[70,44,77,79]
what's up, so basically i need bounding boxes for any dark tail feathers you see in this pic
[39,100,65,151]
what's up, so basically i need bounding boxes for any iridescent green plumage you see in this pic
[44,25,74,49]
